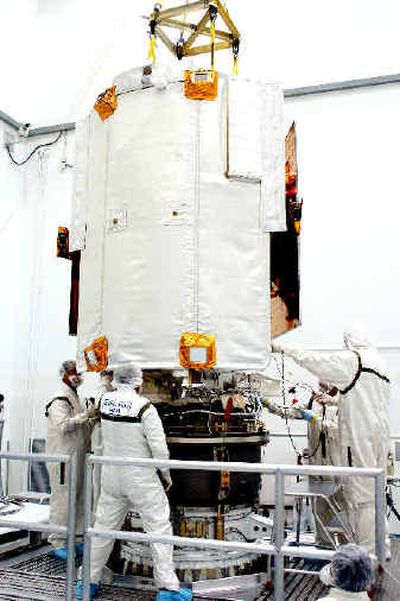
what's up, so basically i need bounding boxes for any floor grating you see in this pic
[0,542,397,600]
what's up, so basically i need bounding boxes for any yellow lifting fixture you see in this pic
[147,0,240,74]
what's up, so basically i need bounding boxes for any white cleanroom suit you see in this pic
[87,365,180,592]
[46,361,94,552]
[307,389,349,546]
[273,326,390,553]
[306,388,341,469]
[265,386,340,467]
[321,591,369,600]
[91,371,115,514]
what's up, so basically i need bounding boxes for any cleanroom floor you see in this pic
[0,541,397,600]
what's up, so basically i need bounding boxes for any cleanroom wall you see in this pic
[282,83,400,427]
[0,127,76,492]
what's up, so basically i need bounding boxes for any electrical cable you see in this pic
[276,352,302,459]
[26,150,48,462]
[5,131,63,166]
[271,354,333,460]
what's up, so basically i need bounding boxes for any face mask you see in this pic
[68,374,83,388]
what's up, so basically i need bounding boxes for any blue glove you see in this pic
[298,408,318,424]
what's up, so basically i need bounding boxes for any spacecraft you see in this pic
[66,0,287,591]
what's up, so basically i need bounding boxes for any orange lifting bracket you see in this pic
[184,69,218,100]
[179,332,217,370]
[83,335,109,372]
[147,1,240,67]
[94,86,118,121]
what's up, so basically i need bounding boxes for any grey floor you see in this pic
[0,541,397,600]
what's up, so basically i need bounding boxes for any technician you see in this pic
[91,370,115,514]
[272,324,391,554]
[76,363,192,601]
[318,544,374,599]
[46,360,97,560]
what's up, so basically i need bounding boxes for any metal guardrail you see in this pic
[0,452,77,601]
[81,455,386,601]
[269,432,400,440]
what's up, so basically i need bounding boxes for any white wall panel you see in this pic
[0,127,76,492]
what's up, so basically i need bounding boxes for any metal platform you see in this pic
[0,547,154,600]
[0,542,397,600]
[0,546,327,601]
[0,547,216,601]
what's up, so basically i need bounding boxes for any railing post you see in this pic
[82,454,93,601]
[274,468,285,601]
[65,455,77,601]
[374,470,386,563]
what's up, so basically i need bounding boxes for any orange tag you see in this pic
[179,332,216,370]
[184,70,218,101]
[56,226,69,258]
[94,85,117,121]
[84,336,108,372]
